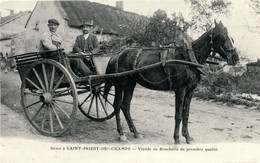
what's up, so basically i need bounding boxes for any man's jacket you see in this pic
[39,31,62,51]
[73,34,100,54]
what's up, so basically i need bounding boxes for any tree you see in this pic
[250,0,260,14]
[247,0,260,33]
[118,16,148,41]
[139,10,190,46]
[185,0,232,33]
[171,12,192,32]
[117,10,191,47]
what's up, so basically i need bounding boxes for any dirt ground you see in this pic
[1,70,260,162]
[1,70,260,144]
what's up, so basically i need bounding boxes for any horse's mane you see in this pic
[192,28,213,46]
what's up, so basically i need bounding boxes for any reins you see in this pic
[131,45,224,62]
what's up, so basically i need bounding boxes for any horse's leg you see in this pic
[174,88,186,144]
[113,87,126,141]
[182,90,194,144]
[121,83,142,138]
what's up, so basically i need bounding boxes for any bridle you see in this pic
[208,27,236,60]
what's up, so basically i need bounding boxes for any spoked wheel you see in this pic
[21,59,78,136]
[78,84,115,121]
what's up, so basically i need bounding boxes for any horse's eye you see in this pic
[231,38,234,43]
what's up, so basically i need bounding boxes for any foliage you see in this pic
[249,0,260,14]
[247,0,260,33]
[199,69,260,96]
[194,68,260,107]
[118,16,148,42]
[200,71,235,94]
[171,12,193,32]
[138,10,190,46]
[141,10,171,46]
[124,0,233,46]
[185,0,232,33]
[236,69,260,95]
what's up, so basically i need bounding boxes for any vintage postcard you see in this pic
[1,0,260,162]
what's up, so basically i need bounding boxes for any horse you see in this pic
[103,21,239,144]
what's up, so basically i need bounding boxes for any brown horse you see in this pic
[104,21,239,144]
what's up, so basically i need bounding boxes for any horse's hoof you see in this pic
[119,134,127,141]
[134,133,143,139]
[186,137,194,144]
[174,140,180,145]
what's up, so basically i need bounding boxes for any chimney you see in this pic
[116,1,124,10]
[10,9,14,15]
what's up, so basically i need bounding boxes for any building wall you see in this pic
[13,32,26,55]
[25,1,73,52]
[0,12,30,37]
[0,12,30,57]
[0,39,12,58]
[0,33,27,57]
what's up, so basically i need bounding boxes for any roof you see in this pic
[0,34,19,41]
[0,10,31,26]
[56,1,148,35]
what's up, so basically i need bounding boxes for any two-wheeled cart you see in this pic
[9,49,203,137]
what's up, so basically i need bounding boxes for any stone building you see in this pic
[25,1,147,53]
[0,11,31,57]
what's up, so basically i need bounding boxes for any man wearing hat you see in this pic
[39,19,62,51]
[73,20,100,55]
[70,20,100,76]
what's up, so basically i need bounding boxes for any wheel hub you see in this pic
[40,92,53,103]
[92,86,100,95]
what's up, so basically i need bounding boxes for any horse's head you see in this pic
[210,21,239,65]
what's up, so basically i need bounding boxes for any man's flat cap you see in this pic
[48,19,60,25]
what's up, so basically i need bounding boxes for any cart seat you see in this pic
[67,52,97,77]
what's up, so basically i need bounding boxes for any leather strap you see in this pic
[161,49,175,91]
[133,49,142,69]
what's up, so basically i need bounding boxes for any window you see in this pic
[34,21,39,31]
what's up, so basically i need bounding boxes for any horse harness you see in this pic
[159,46,195,91]
[113,28,233,90]
[161,48,175,91]
[114,45,199,91]
[204,28,236,61]
[133,48,184,91]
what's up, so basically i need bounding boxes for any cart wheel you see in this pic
[21,59,78,136]
[78,84,115,121]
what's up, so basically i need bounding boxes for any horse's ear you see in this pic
[219,21,224,27]
[214,19,219,27]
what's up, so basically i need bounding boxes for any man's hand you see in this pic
[67,52,87,58]
[80,52,93,57]
[79,52,86,56]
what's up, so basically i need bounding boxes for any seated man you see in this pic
[71,21,100,76]
[39,18,62,51]
[73,21,100,55]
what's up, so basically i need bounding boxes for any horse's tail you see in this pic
[103,55,116,104]
[103,79,113,104]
